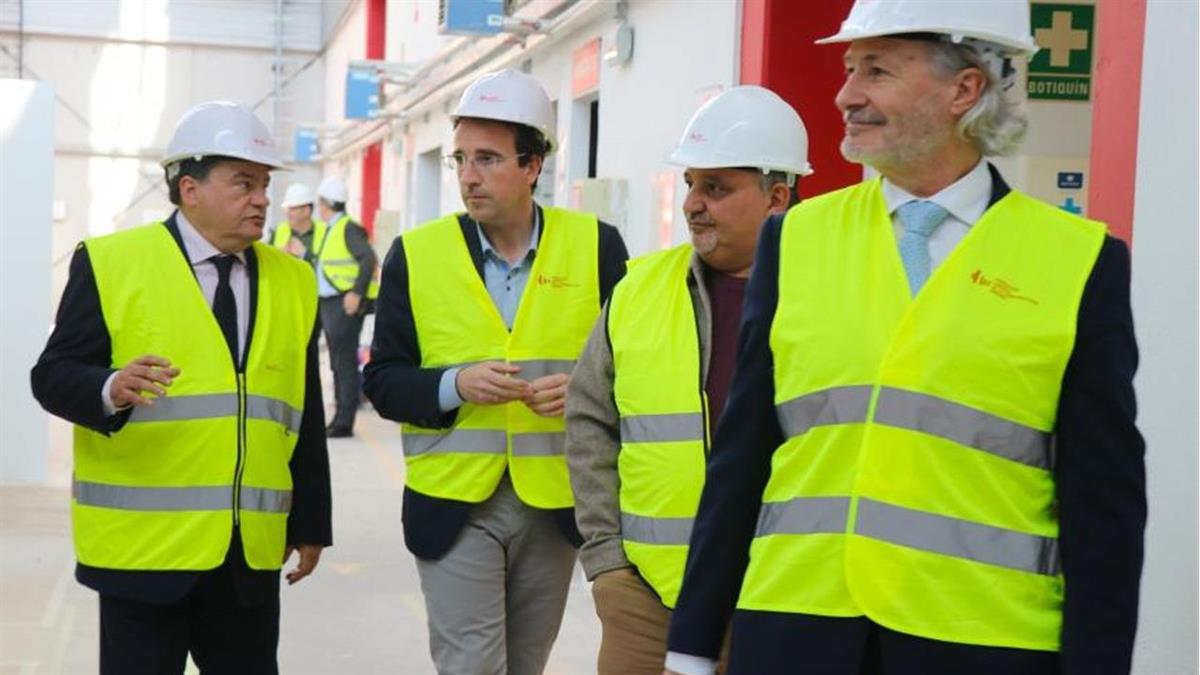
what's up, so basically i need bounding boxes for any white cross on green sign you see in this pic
[1028,3,1095,101]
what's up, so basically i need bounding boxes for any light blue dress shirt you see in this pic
[436,210,542,412]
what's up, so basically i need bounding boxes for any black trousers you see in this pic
[727,611,1059,675]
[98,555,280,675]
[319,295,365,430]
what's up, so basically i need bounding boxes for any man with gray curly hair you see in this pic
[664,1,1145,675]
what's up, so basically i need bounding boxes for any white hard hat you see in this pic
[281,183,314,209]
[316,176,348,203]
[162,100,286,170]
[667,86,813,179]
[452,69,557,154]
[816,0,1039,56]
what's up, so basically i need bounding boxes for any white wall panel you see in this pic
[1,0,322,51]
[1129,1,1199,673]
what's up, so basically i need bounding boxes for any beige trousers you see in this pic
[591,567,729,675]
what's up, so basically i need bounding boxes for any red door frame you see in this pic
[740,0,859,199]
[361,0,386,238]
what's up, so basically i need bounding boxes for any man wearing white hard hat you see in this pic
[563,85,811,675]
[270,182,327,262]
[312,175,378,438]
[665,1,1144,674]
[364,68,629,674]
[31,101,332,673]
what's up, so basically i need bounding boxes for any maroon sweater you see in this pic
[704,268,748,422]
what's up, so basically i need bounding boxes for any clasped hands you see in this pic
[454,361,568,417]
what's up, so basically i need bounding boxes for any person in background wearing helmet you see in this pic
[313,175,378,438]
[564,85,811,675]
[664,1,1145,674]
[363,69,629,674]
[30,101,332,674]
[270,182,326,263]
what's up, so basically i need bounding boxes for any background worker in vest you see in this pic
[564,85,811,675]
[664,2,1145,674]
[30,100,333,675]
[270,181,326,263]
[363,69,628,674]
[313,174,378,438]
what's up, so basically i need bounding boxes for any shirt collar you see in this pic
[882,158,991,227]
[475,205,541,263]
[175,210,246,265]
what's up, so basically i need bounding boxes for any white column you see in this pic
[1130,1,1199,673]
[0,80,54,484]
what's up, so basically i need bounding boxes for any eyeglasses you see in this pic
[442,152,528,173]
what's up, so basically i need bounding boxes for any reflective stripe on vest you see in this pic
[73,480,292,514]
[609,244,708,608]
[317,214,379,298]
[755,496,852,536]
[774,386,1051,470]
[401,208,600,507]
[853,498,1060,576]
[621,512,694,546]
[76,223,315,572]
[737,179,1105,651]
[129,393,302,434]
[620,412,705,443]
[751,496,1058,576]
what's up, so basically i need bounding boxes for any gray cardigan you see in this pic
[564,251,715,580]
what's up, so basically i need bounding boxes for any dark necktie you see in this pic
[210,254,239,362]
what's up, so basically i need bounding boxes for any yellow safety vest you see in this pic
[317,214,379,299]
[609,243,709,607]
[736,179,1105,651]
[401,208,600,508]
[271,219,327,253]
[74,223,316,571]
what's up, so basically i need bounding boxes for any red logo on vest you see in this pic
[970,269,1039,304]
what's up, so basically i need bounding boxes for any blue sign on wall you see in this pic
[1057,171,1084,189]
[440,0,506,36]
[294,128,319,163]
[345,68,381,120]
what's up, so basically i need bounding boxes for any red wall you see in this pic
[741,0,859,199]
[360,0,386,238]
[1088,0,1146,248]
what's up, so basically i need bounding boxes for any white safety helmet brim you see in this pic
[316,176,349,204]
[815,0,1039,56]
[162,101,287,171]
[452,69,558,155]
[281,183,315,209]
[666,85,813,178]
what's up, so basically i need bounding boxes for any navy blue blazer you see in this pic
[363,208,629,560]
[667,168,1146,675]
[30,213,333,605]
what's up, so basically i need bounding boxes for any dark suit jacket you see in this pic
[667,167,1146,675]
[30,213,334,606]
[363,207,629,560]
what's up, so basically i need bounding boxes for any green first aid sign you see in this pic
[1028,4,1095,101]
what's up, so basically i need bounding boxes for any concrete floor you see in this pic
[0,405,602,674]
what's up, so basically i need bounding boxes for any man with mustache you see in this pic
[664,2,1145,674]
[31,101,332,674]
[363,69,628,674]
[312,175,378,438]
[564,85,811,675]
